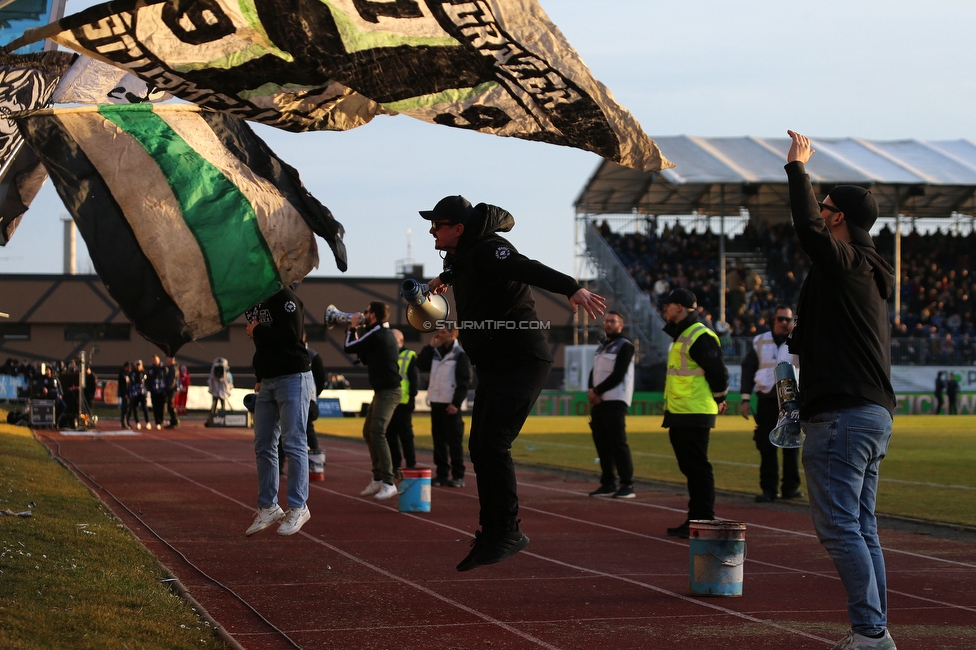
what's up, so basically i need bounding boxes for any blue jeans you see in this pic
[801,404,893,636]
[253,372,314,510]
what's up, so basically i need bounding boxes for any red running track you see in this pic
[37,420,976,649]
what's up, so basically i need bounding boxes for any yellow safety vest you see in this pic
[397,349,417,405]
[664,322,720,415]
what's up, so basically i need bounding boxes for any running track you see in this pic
[36,421,976,649]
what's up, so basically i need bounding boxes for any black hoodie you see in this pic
[439,203,581,368]
[785,162,896,418]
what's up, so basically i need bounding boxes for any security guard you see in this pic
[740,304,802,502]
[587,311,636,499]
[386,329,419,475]
[661,288,729,539]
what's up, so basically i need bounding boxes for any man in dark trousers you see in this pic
[163,356,180,428]
[740,304,802,502]
[146,355,167,431]
[386,328,419,476]
[420,195,605,571]
[245,285,315,537]
[785,130,896,650]
[306,335,326,452]
[661,288,729,539]
[417,324,471,488]
[117,361,131,428]
[344,301,401,502]
[587,311,636,499]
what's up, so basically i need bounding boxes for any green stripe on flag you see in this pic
[99,104,279,325]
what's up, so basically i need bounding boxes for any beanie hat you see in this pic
[662,288,697,309]
[828,185,879,247]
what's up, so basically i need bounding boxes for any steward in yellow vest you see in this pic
[660,288,729,539]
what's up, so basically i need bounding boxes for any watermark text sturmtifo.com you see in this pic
[432,319,551,330]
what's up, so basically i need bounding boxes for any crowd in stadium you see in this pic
[598,219,976,364]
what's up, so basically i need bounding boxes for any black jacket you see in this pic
[247,287,311,381]
[785,162,895,418]
[343,322,400,391]
[439,203,581,368]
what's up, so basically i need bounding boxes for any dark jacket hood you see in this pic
[860,245,895,301]
[455,203,515,255]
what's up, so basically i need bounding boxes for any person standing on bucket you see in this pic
[586,310,637,499]
[660,288,728,539]
[740,304,803,503]
[420,195,605,572]
[785,130,897,650]
[244,285,316,537]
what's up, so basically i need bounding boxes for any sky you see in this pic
[3,0,976,282]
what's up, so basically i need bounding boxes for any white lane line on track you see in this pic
[138,434,976,618]
[102,437,562,650]
[518,438,976,490]
[128,435,835,643]
[518,480,976,571]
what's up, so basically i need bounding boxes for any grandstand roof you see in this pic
[575,136,976,221]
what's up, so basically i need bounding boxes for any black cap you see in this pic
[419,195,476,226]
[828,185,879,247]
[662,288,697,309]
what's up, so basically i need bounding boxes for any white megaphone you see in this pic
[400,279,450,332]
[324,304,363,329]
[769,361,804,448]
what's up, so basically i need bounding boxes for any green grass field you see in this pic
[0,418,224,650]
[318,413,976,527]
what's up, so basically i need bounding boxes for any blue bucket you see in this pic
[688,520,746,597]
[398,469,431,513]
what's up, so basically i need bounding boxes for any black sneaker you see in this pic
[589,485,617,497]
[446,478,465,488]
[780,490,804,500]
[456,530,491,572]
[457,529,530,571]
[612,485,636,499]
[755,492,777,503]
[430,477,447,487]
[666,521,691,539]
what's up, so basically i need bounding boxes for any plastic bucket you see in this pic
[398,469,431,512]
[689,520,746,597]
[308,450,326,481]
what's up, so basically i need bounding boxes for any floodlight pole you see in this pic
[719,184,726,326]
[893,196,901,325]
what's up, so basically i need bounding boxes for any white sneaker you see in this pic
[245,504,285,536]
[374,482,398,500]
[277,505,310,536]
[832,629,896,650]
[360,480,383,496]
[136,422,142,430]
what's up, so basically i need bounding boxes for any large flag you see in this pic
[51,54,172,104]
[15,103,347,354]
[5,0,672,172]
[0,50,76,245]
